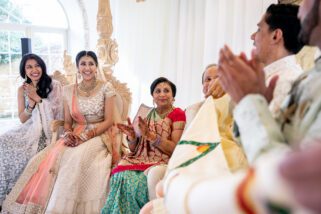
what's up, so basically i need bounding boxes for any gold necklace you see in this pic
[78,79,97,97]
[156,106,174,119]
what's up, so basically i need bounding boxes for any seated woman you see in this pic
[101,77,186,214]
[2,51,118,214]
[0,53,63,209]
[141,64,248,214]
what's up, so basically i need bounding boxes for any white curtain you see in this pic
[110,0,277,115]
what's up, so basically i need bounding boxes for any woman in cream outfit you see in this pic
[3,51,120,214]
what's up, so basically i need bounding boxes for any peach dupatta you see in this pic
[15,87,87,211]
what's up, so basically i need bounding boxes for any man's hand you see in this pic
[217,45,278,104]
[205,78,226,99]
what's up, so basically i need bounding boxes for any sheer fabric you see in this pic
[3,81,117,214]
[0,80,63,206]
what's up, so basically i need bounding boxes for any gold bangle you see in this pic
[151,136,161,147]
[79,132,88,141]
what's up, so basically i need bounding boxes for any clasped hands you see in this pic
[205,78,226,99]
[217,45,278,104]
[23,83,42,104]
[63,129,96,147]
[117,117,157,143]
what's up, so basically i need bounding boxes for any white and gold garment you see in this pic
[3,81,117,214]
[264,55,302,117]
[161,96,246,213]
[149,96,248,213]
[46,82,116,214]
[0,80,63,207]
[161,58,321,213]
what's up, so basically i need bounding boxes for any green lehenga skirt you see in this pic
[101,170,149,214]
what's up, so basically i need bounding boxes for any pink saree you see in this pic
[15,86,87,211]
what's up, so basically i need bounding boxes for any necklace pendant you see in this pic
[78,80,97,97]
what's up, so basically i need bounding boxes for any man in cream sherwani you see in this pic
[248,3,304,117]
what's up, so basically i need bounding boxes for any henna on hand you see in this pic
[63,132,82,147]
[117,117,136,142]
[78,128,97,142]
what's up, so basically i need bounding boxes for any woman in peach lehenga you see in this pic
[2,51,120,214]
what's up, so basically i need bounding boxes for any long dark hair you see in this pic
[19,53,52,98]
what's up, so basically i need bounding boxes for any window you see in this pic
[0,0,68,129]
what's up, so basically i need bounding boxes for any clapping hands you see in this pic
[117,117,156,142]
[217,45,278,104]
[137,116,156,141]
[205,78,226,99]
[117,118,137,142]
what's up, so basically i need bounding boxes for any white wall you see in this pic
[59,0,99,57]
[60,0,278,115]
[108,0,277,115]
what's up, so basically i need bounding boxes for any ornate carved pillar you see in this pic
[63,50,77,83]
[96,0,119,74]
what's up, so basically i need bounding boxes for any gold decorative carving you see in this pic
[103,72,132,120]
[96,0,119,75]
[96,0,132,113]
[52,70,70,87]
[63,50,77,84]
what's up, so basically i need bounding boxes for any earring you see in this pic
[24,74,27,82]
[153,100,156,108]
[75,72,81,85]
[171,98,175,107]
[77,72,82,83]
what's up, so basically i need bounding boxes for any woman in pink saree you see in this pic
[3,51,119,214]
